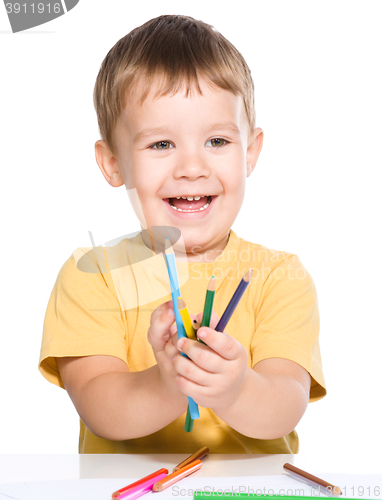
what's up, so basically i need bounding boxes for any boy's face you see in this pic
[96,77,263,261]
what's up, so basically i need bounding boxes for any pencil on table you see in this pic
[153,460,202,492]
[112,468,168,499]
[215,269,252,333]
[178,297,197,340]
[173,446,209,472]
[283,463,342,496]
[195,494,337,500]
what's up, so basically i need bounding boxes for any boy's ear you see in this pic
[246,128,264,177]
[95,140,124,187]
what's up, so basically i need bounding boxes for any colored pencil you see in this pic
[112,468,168,499]
[198,276,215,345]
[173,446,209,472]
[193,319,201,330]
[195,495,347,500]
[215,269,252,333]
[283,463,342,496]
[184,404,194,432]
[164,237,200,420]
[182,277,214,427]
[201,276,216,327]
[153,460,202,491]
[178,296,196,340]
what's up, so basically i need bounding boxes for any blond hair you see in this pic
[94,15,256,154]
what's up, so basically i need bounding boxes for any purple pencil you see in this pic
[215,269,253,333]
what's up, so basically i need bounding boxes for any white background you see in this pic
[1,0,381,472]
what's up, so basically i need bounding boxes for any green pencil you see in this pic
[198,276,215,344]
[184,405,194,432]
[195,496,345,500]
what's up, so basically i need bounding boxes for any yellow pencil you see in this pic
[178,297,196,340]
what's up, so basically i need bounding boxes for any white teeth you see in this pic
[169,196,212,212]
[175,195,207,201]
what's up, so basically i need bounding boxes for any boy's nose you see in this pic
[172,152,211,180]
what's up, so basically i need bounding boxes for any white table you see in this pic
[0,454,381,485]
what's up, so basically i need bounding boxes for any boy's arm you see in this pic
[58,355,188,441]
[57,302,188,441]
[215,358,311,439]
[175,328,311,440]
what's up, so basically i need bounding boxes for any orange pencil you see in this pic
[153,460,202,492]
[173,446,209,472]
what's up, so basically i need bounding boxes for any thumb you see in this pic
[148,306,175,352]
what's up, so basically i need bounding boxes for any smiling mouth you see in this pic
[167,195,213,212]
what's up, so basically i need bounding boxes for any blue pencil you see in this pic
[215,269,253,333]
[164,238,200,420]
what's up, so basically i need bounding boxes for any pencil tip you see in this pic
[208,276,216,291]
[243,269,253,282]
[178,296,186,308]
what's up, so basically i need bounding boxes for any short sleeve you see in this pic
[251,255,326,402]
[39,250,128,389]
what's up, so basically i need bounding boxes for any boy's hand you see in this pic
[147,300,187,400]
[173,311,249,410]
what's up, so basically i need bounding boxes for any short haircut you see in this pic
[94,15,256,155]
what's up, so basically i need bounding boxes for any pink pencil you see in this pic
[112,468,168,500]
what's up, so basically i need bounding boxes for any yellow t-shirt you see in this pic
[39,230,326,454]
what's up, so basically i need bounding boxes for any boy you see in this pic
[39,15,326,454]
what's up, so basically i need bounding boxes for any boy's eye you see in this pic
[150,139,227,149]
[152,141,173,150]
[207,138,227,147]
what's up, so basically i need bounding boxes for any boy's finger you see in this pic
[195,312,203,324]
[164,335,179,359]
[177,338,221,373]
[208,310,219,330]
[196,327,244,361]
[155,300,174,316]
[150,301,174,326]
[194,310,218,329]
[174,353,210,386]
[147,306,175,350]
